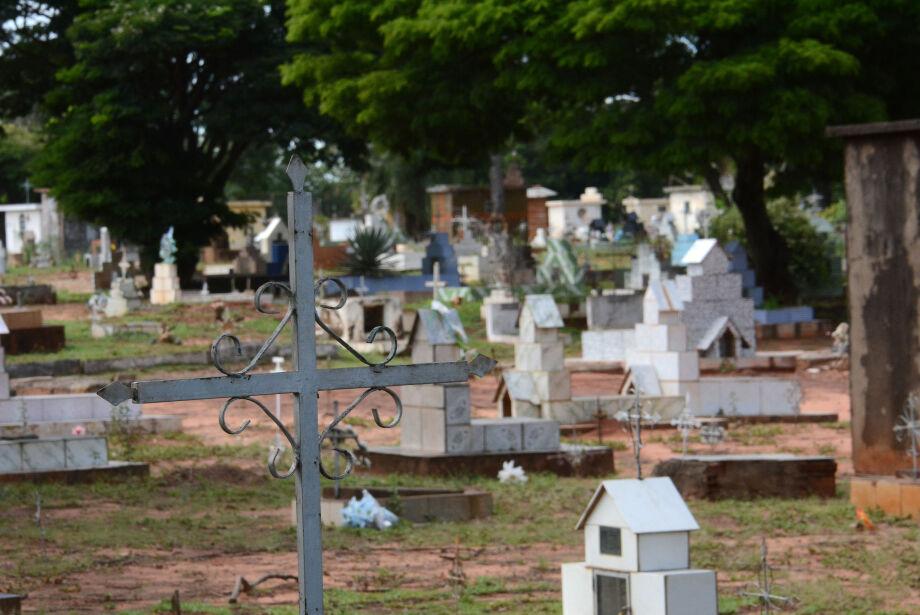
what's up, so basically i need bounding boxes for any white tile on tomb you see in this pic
[64,437,108,468]
[22,439,66,471]
[0,441,22,472]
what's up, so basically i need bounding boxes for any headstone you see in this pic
[150,227,180,305]
[536,238,586,298]
[99,227,112,270]
[561,477,718,615]
[626,243,663,291]
[421,232,459,278]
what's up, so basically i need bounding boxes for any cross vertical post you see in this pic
[286,159,324,614]
[425,260,445,303]
[96,155,496,615]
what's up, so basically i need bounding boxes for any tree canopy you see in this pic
[25,0,361,275]
[287,0,920,301]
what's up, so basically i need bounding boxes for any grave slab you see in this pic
[365,443,614,477]
[316,486,492,526]
[653,454,836,500]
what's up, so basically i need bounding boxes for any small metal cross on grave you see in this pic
[97,155,495,615]
[670,401,701,457]
[615,387,661,480]
[425,260,446,303]
[741,538,795,614]
[894,392,920,479]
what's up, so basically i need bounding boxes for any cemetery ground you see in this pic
[1,271,919,613]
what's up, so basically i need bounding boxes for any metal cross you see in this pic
[894,392,920,479]
[425,260,446,303]
[615,387,660,479]
[97,156,495,615]
[670,403,701,457]
[741,538,795,614]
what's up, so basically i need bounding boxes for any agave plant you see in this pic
[345,227,394,277]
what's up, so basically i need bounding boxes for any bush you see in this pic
[346,227,394,277]
[710,198,836,295]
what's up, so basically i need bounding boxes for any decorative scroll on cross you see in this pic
[97,155,495,615]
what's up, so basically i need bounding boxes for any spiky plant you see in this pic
[346,227,394,277]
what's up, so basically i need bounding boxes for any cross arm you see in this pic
[97,355,496,405]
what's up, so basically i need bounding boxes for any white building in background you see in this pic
[0,190,62,261]
[623,185,717,236]
[562,478,718,615]
[546,187,606,239]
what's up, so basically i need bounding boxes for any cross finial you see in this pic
[670,399,701,457]
[285,155,308,192]
[425,260,446,303]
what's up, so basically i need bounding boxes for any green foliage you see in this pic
[283,0,529,169]
[0,122,40,202]
[711,198,836,296]
[346,226,394,277]
[29,0,361,275]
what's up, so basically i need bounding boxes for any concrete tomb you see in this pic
[561,477,718,615]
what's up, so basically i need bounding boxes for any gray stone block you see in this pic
[399,406,424,449]
[586,293,643,330]
[64,437,108,469]
[0,440,22,472]
[520,418,560,451]
[474,419,523,452]
[515,341,565,371]
[400,384,470,424]
[21,439,66,471]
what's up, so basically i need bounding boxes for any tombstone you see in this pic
[561,477,718,615]
[482,288,520,342]
[546,187,605,239]
[330,293,404,353]
[150,227,181,305]
[104,255,131,318]
[622,280,801,417]
[98,226,112,270]
[627,243,663,291]
[828,120,920,519]
[670,233,699,267]
[535,238,586,298]
[0,309,65,354]
[232,245,267,276]
[724,241,764,307]
[580,292,644,362]
[409,307,465,363]
[496,295,571,418]
[675,239,756,358]
[421,232,458,277]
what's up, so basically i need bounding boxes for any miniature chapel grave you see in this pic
[495,294,684,424]
[561,477,719,615]
[366,304,614,476]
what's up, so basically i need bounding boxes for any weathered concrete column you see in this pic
[828,120,920,476]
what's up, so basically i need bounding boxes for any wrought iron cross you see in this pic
[894,392,920,479]
[97,156,494,615]
[670,402,701,457]
[615,387,660,480]
[741,538,794,614]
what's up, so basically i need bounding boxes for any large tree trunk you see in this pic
[731,151,798,304]
[488,153,505,217]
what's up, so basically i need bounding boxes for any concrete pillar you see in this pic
[828,120,920,475]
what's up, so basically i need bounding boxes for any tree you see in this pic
[497,0,920,301]
[0,1,78,119]
[283,0,530,218]
[0,122,40,202]
[286,0,920,301]
[31,0,363,277]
